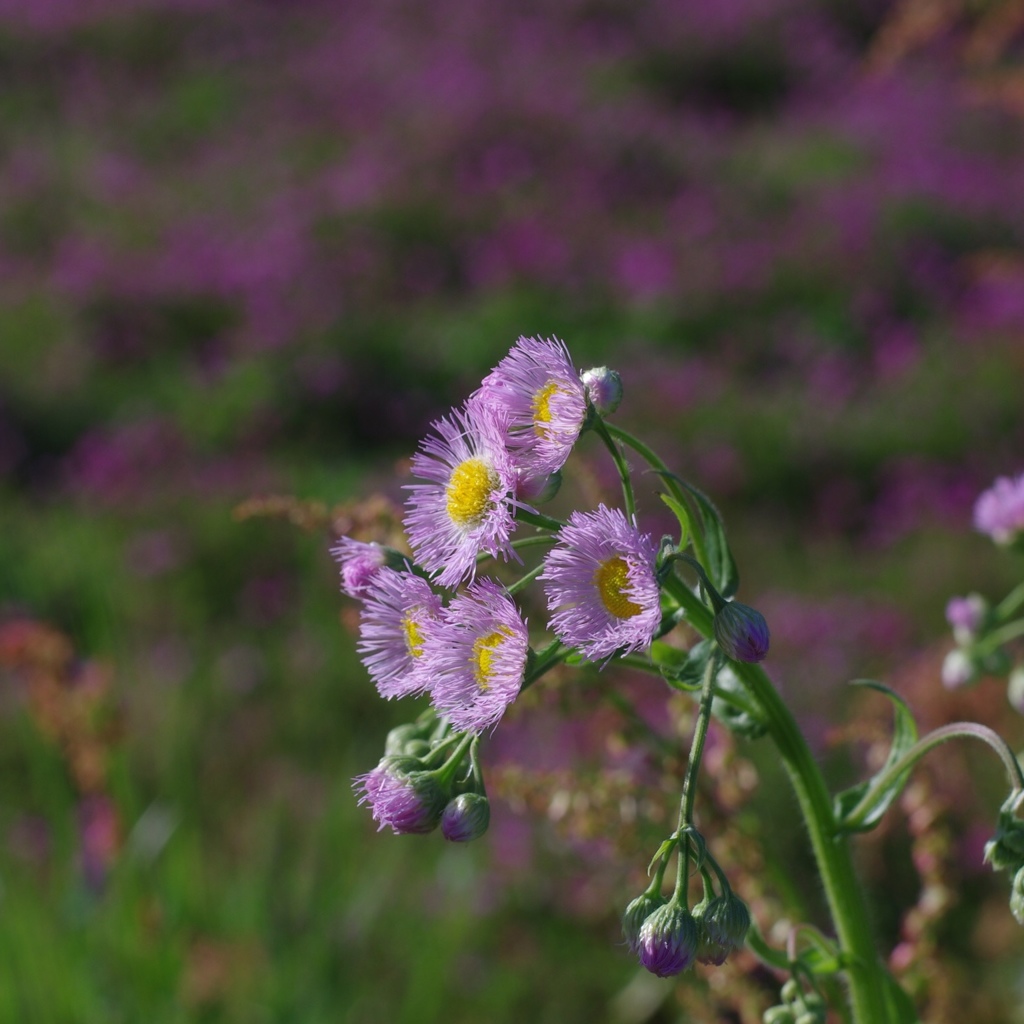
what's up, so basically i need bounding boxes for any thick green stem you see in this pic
[665,576,894,1024]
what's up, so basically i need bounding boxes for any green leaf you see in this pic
[651,639,710,691]
[647,837,677,875]
[833,681,919,834]
[710,665,768,740]
[659,493,691,550]
[883,972,922,1024]
[654,471,739,598]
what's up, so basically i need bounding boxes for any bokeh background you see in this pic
[3,0,1024,1020]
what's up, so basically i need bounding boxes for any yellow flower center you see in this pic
[403,613,425,657]
[593,557,642,619]
[445,457,498,527]
[471,629,510,690]
[532,381,561,436]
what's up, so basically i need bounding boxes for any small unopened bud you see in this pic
[622,891,667,954]
[945,593,988,645]
[984,803,1024,874]
[330,538,387,600]
[636,901,699,977]
[1008,666,1024,714]
[1011,866,1024,925]
[693,892,750,965]
[941,649,977,690]
[713,601,770,663]
[441,793,490,842]
[353,756,447,835]
[763,1007,796,1024]
[581,366,623,416]
[516,468,562,504]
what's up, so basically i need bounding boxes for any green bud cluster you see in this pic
[762,979,826,1024]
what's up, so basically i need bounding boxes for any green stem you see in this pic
[995,580,1024,621]
[664,574,893,1024]
[679,650,719,828]
[842,722,1024,831]
[606,422,712,574]
[506,562,545,597]
[592,415,636,521]
[516,508,565,531]
[522,640,569,692]
[975,617,1024,656]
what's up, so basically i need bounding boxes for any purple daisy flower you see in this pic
[540,505,661,662]
[358,568,443,699]
[404,404,519,588]
[422,579,529,733]
[974,473,1024,545]
[471,336,588,476]
[353,756,446,835]
[330,537,387,599]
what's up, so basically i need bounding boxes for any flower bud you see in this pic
[1008,666,1024,715]
[941,649,977,690]
[622,891,668,954]
[441,793,490,842]
[580,366,623,416]
[984,804,1024,874]
[762,1007,796,1024]
[1011,865,1024,926]
[693,892,750,965]
[353,755,447,835]
[384,723,423,756]
[945,594,988,645]
[331,537,387,600]
[516,468,562,504]
[636,901,699,977]
[713,601,770,663]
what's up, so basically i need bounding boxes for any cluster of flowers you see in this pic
[334,335,769,976]
[943,473,1024,710]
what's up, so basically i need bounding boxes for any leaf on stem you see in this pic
[833,680,919,834]
[654,471,739,599]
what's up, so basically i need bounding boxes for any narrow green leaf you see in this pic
[659,493,691,549]
[647,837,676,875]
[653,470,739,598]
[834,681,919,834]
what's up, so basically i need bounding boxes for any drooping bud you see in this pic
[353,756,447,835]
[713,601,770,663]
[441,793,490,842]
[1011,865,1024,925]
[941,649,977,690]
[636,901,699,977]
[516,468,562,504]
[1008,666,1024,715]
[692,892,750,965]
[622,891,668,954]
[945,593,988,645]
[984,804,1024,874]
[580,366,623,416]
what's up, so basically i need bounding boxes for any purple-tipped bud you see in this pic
[941,649,977,690]
[353,756,446,835]
[713,601,770,663]
[580,366,623,416]
[945,594,988,645]
[974,473,1024,546]
[516,468,562,504]
[622,891,668,954]
[693,892,750,965]
[330,538,387,600]
[1011,866,1024,925]
[636,901,699,977]
[441,793,490,843]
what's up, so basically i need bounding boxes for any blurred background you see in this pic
[2,0,1024,1020]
